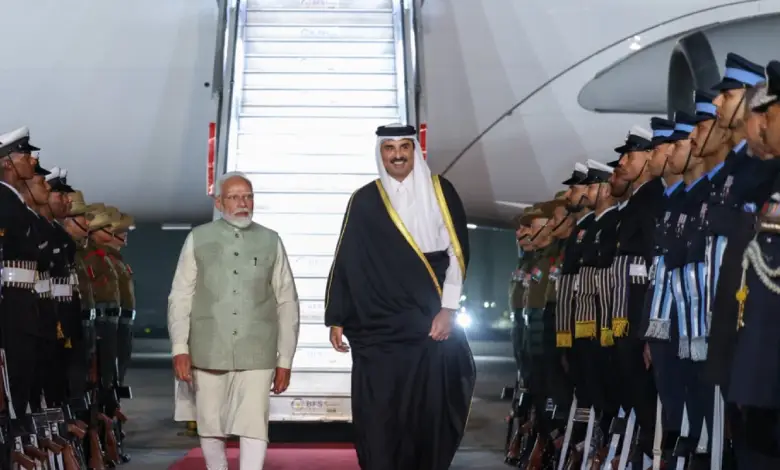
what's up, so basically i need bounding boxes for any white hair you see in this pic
[215,171,253,196]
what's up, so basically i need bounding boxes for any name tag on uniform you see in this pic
[629,263,648,278]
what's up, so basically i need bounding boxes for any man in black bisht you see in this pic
[325,124,475,470]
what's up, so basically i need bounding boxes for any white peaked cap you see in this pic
[0,126,30,145]
[574,162,588,174]
[629,125,652,140]
[586,159,614,174]
[45,167,67,181]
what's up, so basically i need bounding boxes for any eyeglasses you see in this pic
[224,194,254,203]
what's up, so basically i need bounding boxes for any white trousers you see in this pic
[193,368,274,440]
[201,436,268,470]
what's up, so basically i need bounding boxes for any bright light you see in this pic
[467,223,477,230]
[459,295,467,302]
[456,312,472,329]
[490,302,496,308]
[483,301,490,308]
[161,223,193,231]
[629,42,642,51]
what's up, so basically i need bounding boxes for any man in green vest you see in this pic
[168,171,300,470]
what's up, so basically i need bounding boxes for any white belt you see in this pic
[35,279,52,294]
[52,284,73,298]
[1,268,36,284]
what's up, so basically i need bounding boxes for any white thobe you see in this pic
[385,174,464,310]
[168,230,300,440]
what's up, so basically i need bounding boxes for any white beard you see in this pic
[223,214,252,229]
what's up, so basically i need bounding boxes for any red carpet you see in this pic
[169,444,359,469]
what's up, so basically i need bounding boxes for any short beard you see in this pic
[223,214,252,229]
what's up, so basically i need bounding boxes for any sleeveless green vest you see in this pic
[189,219,280,370]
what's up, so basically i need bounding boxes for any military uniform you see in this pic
[27,176,65,412]
[521,208,556,431]
[510,248,532,375]
[542,238,570,405]
[0,180,41,417]
[104,240,135,386]
[81,209,122,414]
[65,192,97,401]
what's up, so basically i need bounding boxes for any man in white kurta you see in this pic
[168,172,300,470]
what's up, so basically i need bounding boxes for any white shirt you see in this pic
[167,229,300,369]
[385,174,463,311]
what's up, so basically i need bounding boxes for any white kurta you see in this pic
[168,231,299,439]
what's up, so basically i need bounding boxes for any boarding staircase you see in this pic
[215,0,417,422]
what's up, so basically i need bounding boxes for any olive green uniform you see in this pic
[105,247,135,385]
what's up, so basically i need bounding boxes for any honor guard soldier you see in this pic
[514,203,557,468]
[555,162,591,351]
[511,208,535,379]
[104,209,135,462]
[727,60,780,470]
[83,205,123,465]
[641,110,695,467]
[505,207,537,464]
[577,160,623,468]
[0,126,44,425]
[607,125,662,464]
[62,190,97,404]
[555,162,599,467]
[704,53,769,395]
[105,211,135,387]
[20,158,68,415]
[62,190,104,466]
[701,54,780,470]
[667,97,725,467]
[530,192,574,467]
[45,169,81,400]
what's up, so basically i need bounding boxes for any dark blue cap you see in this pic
[712,53,765,91]
[753,61,780,112]
[49,179,71,193]
[656,111,697,144]
[693,90,717,120]
[650,117,676,146]
[34,161,50,176]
